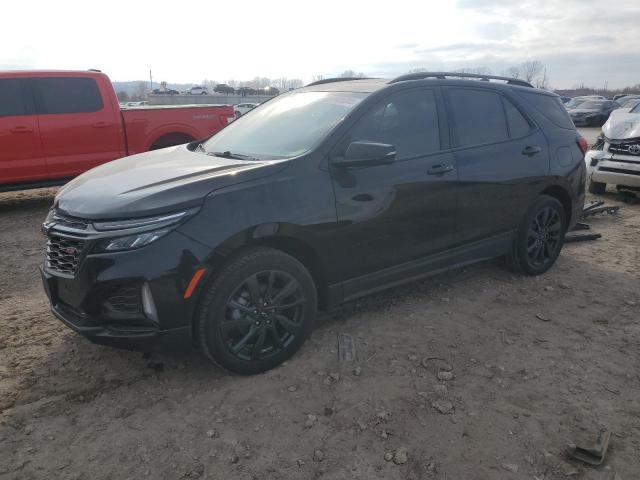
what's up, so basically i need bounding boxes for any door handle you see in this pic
[10,126,34,133]
[427,164,454,175]
[522,146,542,157]
[92,122,112,128]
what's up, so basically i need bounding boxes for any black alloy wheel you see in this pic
[507,195,567,275]
[525,206,563,269]
[222,270,304,362]
[196,247,317,374]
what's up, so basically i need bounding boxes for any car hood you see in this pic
[55,145,285,219]
[602,111,640,140]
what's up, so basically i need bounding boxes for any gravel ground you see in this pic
[0,183,638,480]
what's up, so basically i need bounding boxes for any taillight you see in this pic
[577,136,589,156]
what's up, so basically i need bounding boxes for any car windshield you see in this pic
[620,97,640,107]
[203,91,367,159]
[630,102,640,114]
[566,99,586,108]
[579,101,605,109]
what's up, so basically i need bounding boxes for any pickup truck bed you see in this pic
[0,70,234,191]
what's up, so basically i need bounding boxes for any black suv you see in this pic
[41,73,587,374]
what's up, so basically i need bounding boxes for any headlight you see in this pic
[90,208,198,253]
[93,210,196,231]
[93,229,170,253]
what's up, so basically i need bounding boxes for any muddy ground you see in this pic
[0,172,639,478]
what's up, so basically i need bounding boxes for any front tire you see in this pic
[196,247,317,374]
[507,195,567,276]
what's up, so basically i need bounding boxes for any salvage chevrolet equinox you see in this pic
[41,73,587,374]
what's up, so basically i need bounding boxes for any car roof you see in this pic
[297,76,552,98]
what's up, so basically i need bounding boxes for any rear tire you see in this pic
[196,247,317,374]
[507,195,567,276]
[588,179,606,194]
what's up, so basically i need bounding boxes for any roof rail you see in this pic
[306,77,372,87]
[389,72,533,88]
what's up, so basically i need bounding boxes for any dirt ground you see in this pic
[1,167,639,478]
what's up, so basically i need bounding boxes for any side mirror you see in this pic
[335,141,396,167]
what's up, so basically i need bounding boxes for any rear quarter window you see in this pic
[518,91,574,130]
[33,77,103,115]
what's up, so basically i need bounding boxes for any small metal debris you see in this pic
[581,204,619,218]
[338,333,356,362]
[564,233,602,243]
[567,429,611,466]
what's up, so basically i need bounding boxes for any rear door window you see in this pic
[447,88,508,147]
[32,77,103,114]
[0,79,28,117]
[502,97,532,138]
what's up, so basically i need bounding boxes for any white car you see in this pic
[617,96,640,112]
[585,102,640,192]
[233,103,259,117]
[188,86,209,95]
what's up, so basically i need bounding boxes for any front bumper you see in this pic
[41,228,211,351]
[586,151,640,188]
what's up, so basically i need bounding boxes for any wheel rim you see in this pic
[221,270,305,361]
[526,206,562,267]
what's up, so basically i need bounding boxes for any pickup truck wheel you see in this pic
[588,179,606,194]
[507,195,566,276]
[196,247,317,375]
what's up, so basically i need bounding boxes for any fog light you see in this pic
[141,282,158,324]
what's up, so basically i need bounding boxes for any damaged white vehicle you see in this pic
[585,102,640,193]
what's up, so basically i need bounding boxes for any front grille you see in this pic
[609,141,640,156]
[51,212,90,230]
[105,285,142,315]
[46,235,85,275]
[598,166,640,177]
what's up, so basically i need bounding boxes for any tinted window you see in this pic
[519,91,574,129]
[502,98,532,138]
[448,89,508,147]
[0,79,27,117]
[347,89,440,159]
[34,78,103,114]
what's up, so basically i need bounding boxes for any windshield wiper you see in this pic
[209,151,261,161]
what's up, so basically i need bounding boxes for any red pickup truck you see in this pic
[0,70,234,191]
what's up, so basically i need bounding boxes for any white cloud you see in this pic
[1,0,638,88]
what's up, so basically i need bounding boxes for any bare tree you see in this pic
[407,67,428,73]
[131,81,150,101]
[535,67,551,90]
[311,75,324,83]
[454,66,492,75]
[503,66,521,79]
[116,90,130,102]
[519,61,544,83]
[339,70,365,78]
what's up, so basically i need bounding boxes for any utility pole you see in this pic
[149,70,153,91]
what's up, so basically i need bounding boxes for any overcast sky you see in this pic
[2,0,639,89]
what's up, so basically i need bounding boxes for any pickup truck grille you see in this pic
[46,235,85,275]
[609,140,640,156]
